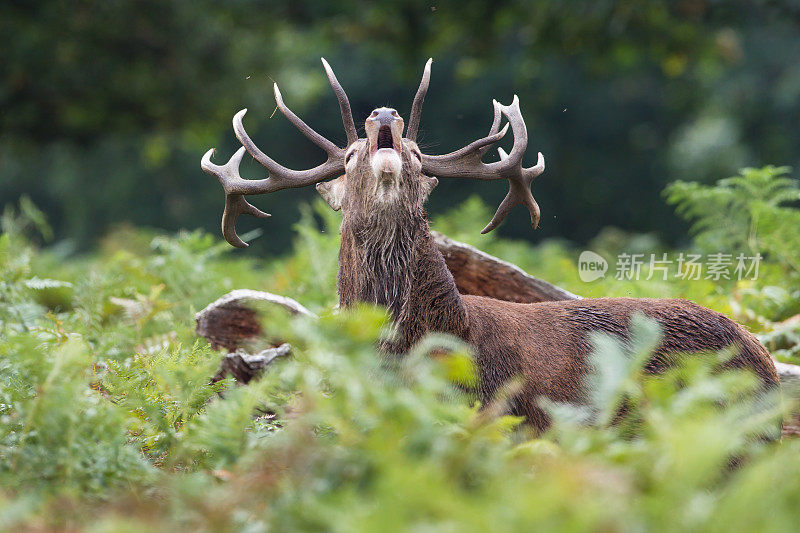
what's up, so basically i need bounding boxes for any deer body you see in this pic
[203,58,780,433]
[465,296,778,429]
[336,205,779,431]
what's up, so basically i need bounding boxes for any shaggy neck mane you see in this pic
[344,207,420,318]
[338,205,468,352]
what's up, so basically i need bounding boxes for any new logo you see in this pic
[578,251,608,282]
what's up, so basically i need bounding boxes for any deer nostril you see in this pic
[369,108,401,126]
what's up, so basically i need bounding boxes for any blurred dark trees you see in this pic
[2,0,799,253]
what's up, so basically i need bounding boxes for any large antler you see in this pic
[414,64,545,234]
[201,58,356,248]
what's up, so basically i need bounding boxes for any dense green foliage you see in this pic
[666,166,800,277]
[2,165,800,530]
[666,166,800,360]
[3,1,800,252]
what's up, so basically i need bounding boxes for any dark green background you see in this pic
[3,0,799,254]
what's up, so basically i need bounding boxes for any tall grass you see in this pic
[0,166,799,530]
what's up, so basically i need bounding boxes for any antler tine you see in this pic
[477,100,503,157]
[421,97,525,178]
[273,84,343,156]
[202,108,344,248]
[420,96,546,233]
[321,58,358,145]
[406,58,432,142]
[231,109,343,189]
[201,147,270,248]
[480,148,545,234]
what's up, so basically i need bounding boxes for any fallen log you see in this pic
[196,289,314,383]
[196,289,314,352]
[213,343,292,384]
[431,231,579,303]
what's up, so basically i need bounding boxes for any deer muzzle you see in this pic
[366,107,404,182]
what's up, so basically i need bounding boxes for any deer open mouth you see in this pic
[370,126,403,184]
[365,106,403,157]
[377,125,395,151]
[364,107,403,187]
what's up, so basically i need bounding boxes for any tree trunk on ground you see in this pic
[431,231,580,303]
[195,289,314,382]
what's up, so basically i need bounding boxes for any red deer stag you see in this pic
[202,59,780,434]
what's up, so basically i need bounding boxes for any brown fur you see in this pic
[326,119,779,435]
[463,295,779,430]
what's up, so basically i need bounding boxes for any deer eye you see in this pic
[412,151,422,162]
[345,151,356,164]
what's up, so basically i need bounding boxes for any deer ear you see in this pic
[421,174,438,196]
[316,175,347,211]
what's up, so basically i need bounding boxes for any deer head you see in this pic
[202,58,545,247]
